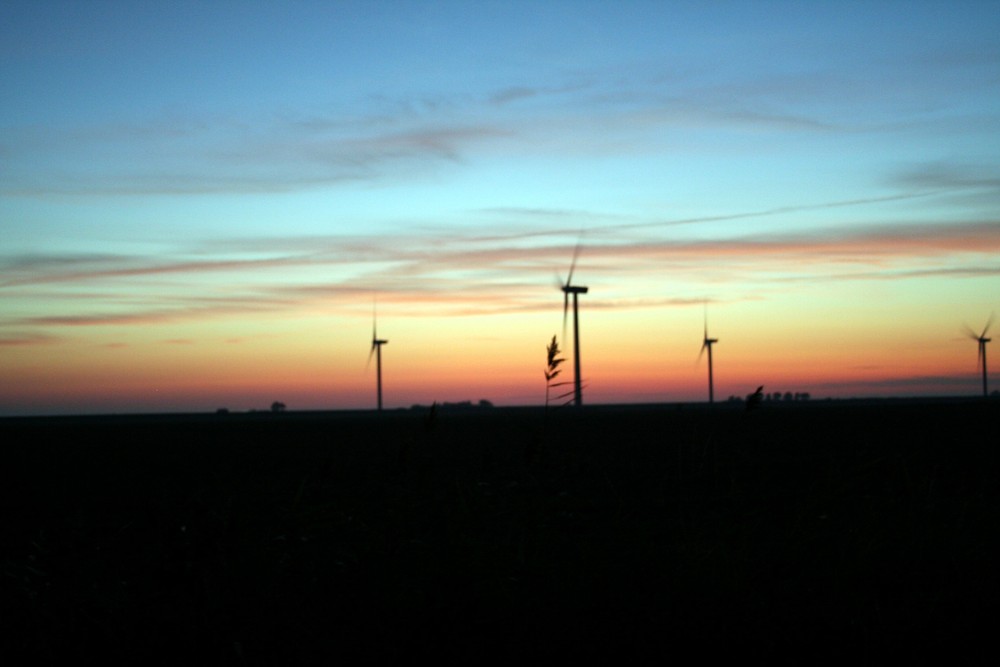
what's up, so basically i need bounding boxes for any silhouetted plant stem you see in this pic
[544,335,566,411]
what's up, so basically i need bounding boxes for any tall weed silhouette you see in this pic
[544,335,574,409]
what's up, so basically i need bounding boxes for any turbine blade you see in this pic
[698,302,709,363]
[982,312,995,338]
[961,323,979,340]
[366,343,375,371]
[567,240,581,286]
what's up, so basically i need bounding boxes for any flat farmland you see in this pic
[2,399,997,663]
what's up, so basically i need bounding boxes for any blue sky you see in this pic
[2,1,999,413]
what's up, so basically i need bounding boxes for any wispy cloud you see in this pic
[14,300,289,328]
[0,332,61,346]
[2,109,512,196]
[2,63,938,198]
[0,253,324,288]
[892,162,1000,192]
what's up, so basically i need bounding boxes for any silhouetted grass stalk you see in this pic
[544,335,575,409]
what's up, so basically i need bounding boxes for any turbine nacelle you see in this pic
[366,334,388,368]
[697,337,717,362]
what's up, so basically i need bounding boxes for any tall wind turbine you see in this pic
[367,305,389,411]
[964,314,993,397]
[559,243,588,407]
[698,307,718,404]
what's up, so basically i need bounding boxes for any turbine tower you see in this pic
[698,308,718,404]
[964,314,993,397]
[559,243,588,407]
[367,306,389,411]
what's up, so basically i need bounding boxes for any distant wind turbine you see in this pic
[698,307,718,404]
[963,314,993,397]
[558,242,588,407]
[367,304,389,411]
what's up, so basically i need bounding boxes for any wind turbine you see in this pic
[698,307,718,404]
[367,305,389,411]
[558,243,588,407]
[963,314,993,397]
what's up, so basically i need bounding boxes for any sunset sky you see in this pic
[2,1,999,415]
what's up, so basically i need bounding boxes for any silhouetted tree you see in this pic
[271,401,286,413]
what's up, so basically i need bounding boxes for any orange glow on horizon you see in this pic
[3,299,992,415]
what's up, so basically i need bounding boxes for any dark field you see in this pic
[2,399,998,663]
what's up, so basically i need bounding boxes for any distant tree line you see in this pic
[410,400,494,411]
[728,391,811,403]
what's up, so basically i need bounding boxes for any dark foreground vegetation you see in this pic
[2,399,998,663]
